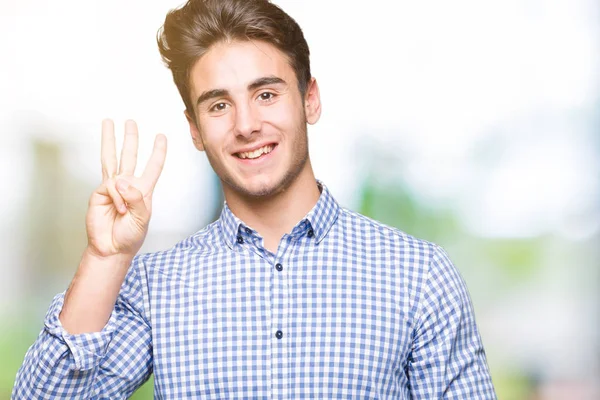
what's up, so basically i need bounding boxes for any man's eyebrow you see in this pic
[196,89,229,107]
[196,76,287,107]
[247,75,287,91]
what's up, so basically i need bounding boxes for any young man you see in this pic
[13,0,496,398]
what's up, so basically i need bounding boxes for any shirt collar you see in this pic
[301,180,339,243]
[218,180,340,248]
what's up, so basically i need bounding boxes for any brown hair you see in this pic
[157,0,311,123]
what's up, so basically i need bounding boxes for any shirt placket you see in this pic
[271,234,292,400]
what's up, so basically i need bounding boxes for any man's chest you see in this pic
[147,249,413,399]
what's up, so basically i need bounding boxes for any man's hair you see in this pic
[157,0,311,123]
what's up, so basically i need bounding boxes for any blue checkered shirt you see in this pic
[13,182,496,399]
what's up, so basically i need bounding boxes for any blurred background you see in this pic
[1,0,598,398]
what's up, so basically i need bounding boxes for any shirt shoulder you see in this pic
[339,209,474,312]
[337,207,440,258]
[335,207,459,292]
[134,219,225,281]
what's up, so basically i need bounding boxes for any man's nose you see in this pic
[234,102,261,138]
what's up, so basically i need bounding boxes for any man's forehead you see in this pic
[190,40,293,94]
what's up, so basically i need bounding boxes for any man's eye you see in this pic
[258,92,275,101]
[210,103,229,112]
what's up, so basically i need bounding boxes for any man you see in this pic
[13,0,496,398]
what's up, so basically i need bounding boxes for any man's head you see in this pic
[157,0,312,126]
[157,0,321,200]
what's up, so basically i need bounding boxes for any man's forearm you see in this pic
[59,248,133,334]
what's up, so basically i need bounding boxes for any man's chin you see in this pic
[224,178,282,200]
[241,182,282,199]
[223,156,308,202]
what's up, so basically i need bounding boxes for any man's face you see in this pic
[187,40,320,200]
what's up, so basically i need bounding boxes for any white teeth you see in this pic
[237,145,273,159]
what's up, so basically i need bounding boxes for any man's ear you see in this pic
[304,77,322,125]
[185,110,204,151]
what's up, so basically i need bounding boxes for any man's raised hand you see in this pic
[86,119,167,259]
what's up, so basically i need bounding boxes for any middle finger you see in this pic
[118,119,139,176]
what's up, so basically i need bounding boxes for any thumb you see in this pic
[116,180,148,219]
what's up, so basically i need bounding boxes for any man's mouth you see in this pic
[235,144,276,160]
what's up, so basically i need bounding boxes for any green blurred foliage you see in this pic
[0,323,38,399]
[130,378,154,399]
[493,372,535,400]
[359,178,461,243]
[479,239,544,280]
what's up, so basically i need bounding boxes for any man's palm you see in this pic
[86,119,167,258]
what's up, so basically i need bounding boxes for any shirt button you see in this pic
[275,263,283,271]
[236,236,244,244]
[275,330,283,339]
[307,229,314,238]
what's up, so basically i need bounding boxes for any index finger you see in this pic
[141,134,167,193]
[101,119,117,180]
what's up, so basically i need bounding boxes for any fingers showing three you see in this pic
[100,118,167,207]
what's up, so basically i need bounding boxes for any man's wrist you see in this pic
[82,246,134,270]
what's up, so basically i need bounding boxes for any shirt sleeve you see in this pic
[12,256,153,399]
[407,245,497,399]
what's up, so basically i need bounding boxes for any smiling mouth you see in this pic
[234,144,276,160]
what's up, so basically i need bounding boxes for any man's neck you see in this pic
[223,166,321,253]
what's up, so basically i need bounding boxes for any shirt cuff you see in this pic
[43,291,119,371]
